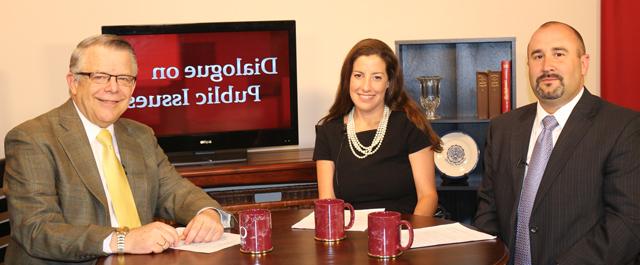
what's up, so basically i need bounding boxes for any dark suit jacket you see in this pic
[474,90,640,265]
[3,100,222,265]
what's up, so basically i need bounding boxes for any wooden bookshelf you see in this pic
[395,37,515,188]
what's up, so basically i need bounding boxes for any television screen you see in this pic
[102,21,298,165]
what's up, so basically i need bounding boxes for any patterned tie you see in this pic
[514,115,558,265]
[96,129,141,228]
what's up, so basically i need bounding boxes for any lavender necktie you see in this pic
[514,115,559,265]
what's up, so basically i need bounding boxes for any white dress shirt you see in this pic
[525,88,584,171]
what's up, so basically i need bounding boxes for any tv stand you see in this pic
[168,149,248,166]
[177,148,317,212]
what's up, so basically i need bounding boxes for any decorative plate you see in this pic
[434,132,479,178]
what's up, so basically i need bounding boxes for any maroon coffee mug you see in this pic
[238,209,273,254]
[367,211,414,258]
[314,198,355,241]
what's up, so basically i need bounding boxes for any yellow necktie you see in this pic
[96,129,141,228]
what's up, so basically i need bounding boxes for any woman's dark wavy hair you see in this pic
[318,38,442,152]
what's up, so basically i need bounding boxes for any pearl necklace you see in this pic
[347,105,390,159]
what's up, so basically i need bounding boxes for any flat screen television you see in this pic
[102,20,298,166]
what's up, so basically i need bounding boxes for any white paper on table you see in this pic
[291,208,385,231]
[400,222,496,248]
[170,227,241,253]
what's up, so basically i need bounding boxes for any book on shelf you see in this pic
[501,60,511,113]
[476,71,489,119]
[487,70,502,118]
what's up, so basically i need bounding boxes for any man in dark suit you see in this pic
[3,35,228,264]
[474,21,640,265]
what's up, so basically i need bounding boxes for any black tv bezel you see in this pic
[102,20,299,155]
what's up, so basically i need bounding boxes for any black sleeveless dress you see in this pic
[313,111,432,214]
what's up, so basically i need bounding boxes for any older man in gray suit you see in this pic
[474,21,640,265]
[3,35,228,264]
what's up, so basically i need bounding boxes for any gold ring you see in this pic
[156,240,166,247]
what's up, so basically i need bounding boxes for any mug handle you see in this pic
[397,220,414,251]
[343,203,355,230]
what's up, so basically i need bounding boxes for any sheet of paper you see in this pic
[170,227,240,253]
[291,208,384,231]
[400,222,496,248]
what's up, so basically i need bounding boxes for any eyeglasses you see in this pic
[75,72,136,87]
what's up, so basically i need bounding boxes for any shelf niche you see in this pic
[396,37,516,186]
[396,38,516,120]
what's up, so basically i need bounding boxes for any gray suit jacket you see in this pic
[474,90,640,265]
[3,100,222,264]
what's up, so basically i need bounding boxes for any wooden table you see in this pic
[97,210,508,265]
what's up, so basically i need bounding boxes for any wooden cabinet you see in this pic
[177,148,318,212]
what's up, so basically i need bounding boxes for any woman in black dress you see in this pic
[314,39,442,215]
